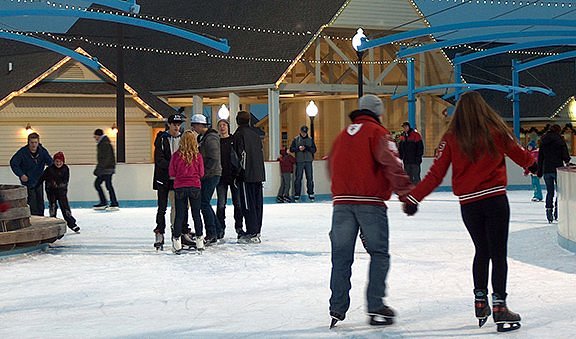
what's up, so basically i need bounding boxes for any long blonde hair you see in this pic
[177,130,200,165]
[447,91,514,161]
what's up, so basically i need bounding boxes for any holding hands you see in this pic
[399,195,418,216]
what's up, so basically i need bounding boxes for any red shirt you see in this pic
[169,152,204,189]
[329,115,413,206]
[408,132,535,205]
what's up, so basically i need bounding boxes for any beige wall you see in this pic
[0,96,156,165]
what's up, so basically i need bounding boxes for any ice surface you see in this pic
[1,191,575,338]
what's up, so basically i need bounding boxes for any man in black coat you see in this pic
[152,113,190,249]
[398,121,424,184]
[537,124,571,222]
[93,129,118,210]
[233,111,266,243]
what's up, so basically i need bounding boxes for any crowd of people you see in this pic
[5,91,574,332]
[152,111,266,253]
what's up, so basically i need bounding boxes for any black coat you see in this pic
[153,131,182,190]
[40,164,70,192]
[537,131,571,176]
[233,125,265,183]
[94,135,116,176]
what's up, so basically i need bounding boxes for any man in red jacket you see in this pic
[328,94,413,329]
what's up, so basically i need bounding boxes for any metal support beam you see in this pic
[407,58,416,128]
[268,89,280,161]
[0,31,99,70]
[0,9,230,52]
[453,63,462,104]
[511,59,521,139]
[116,24,125,163]
[358,19,576,52]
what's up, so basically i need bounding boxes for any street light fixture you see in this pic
[352,28,367,98]
[217,104,230,120]
[306,100,319,140]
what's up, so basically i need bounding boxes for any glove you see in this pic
[399,195,418,216]
[527,163,538,175]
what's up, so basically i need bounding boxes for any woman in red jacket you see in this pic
[402,91,536,333]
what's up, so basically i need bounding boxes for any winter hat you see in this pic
[358,94,384,116]
[168,113,185,124]
[217,118,230,127]
[190,114,208,125]
[53,151,65,163]
[300,125,309,133]
[236,110,251,125]
[402,121,411,128]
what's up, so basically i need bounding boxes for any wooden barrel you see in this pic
[0,184,31,232]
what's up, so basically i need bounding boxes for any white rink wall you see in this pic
[0,158,532,204]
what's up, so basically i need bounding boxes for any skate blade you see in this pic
[106,206,119,212]
[329,318,338,329]
[368,315,394,326]
[496,322,521,332]
[478,317,488,328]
[93,206,107,211]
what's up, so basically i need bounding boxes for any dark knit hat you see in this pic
[217,118,230,127]
[236,111,251,125]
[53,151,65,163]
[300,125,309,133]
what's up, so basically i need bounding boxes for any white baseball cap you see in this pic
[190,114,208,125]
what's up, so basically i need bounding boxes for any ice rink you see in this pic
[1,191,575,338]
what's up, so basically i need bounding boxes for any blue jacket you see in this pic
[10,144,53,188]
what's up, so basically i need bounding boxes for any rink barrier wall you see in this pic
[0,158,534,207]
[557,167,576,254]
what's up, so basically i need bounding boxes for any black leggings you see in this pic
[461,195,510,296]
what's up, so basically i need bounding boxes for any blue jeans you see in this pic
[201,176,221,238]
[94,174,118,206]
[173,187,202,238]
[329,204,390,315]
[530,175,543,201]
[543,173,557,209]
[294,162,314,197]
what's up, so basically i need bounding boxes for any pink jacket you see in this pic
[169,152,204,189]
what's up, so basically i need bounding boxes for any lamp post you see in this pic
[306,100,318,141]
[352,28,367,98]
[217,104,230,120]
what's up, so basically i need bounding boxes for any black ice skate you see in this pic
[181,233,197,250]
[368,305,396,326]
[492,293,521,332]
[329,311,345,329]
[154,232,164,251]
[546,208,554,223]
[474,289,491,327]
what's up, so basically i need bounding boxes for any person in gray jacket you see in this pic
[289,125,317,202]
[93,129,119,210]
[191,114,222,244]
[233,111,266,243]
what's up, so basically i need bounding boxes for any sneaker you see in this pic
[196,235,205,250]
[93,203,108,210]
[309,194,315,202]
[106,204,119,212]
[172,236,182,254]
[69,225,80,233]
[238,233,261,244]
[368,306,396,326]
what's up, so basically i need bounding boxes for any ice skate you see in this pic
[368,305,395,326]
[92,203,107,210]
[329,311,345,329]
[69,225,80,233]
[106,204,119,212]
[492,293,521,332]
[546,208,554,223]
[308,194,315,202]
[172,236,182,254]
[238,233,261,244]
[276,196,284,203]
[195,235,205,251]
[154,232,164,251]
[181,232,196,250]
[474,289,491,327]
